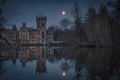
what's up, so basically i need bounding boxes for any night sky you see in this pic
[1,0,110,29]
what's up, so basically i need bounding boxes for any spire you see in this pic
[38,12,39,17]
[36,11,39,17]
[39,12,42,17]
[41,12,44,17]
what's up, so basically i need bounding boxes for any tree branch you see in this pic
[0,35,13,49]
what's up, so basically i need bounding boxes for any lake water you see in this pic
[0,46,120,80]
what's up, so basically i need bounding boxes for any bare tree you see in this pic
[108,0,120,46]
[0,0,13,48]
[97,5,112,46]
[85,6,97,45]
[60,18,70,30]
[71,1,90,45]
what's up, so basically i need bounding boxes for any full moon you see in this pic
[62,71,66,77]
[62,11,66,15]
[62,72,66,76]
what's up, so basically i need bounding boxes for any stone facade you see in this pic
[1,15,53,45]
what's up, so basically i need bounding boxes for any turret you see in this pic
[36,13,47,30]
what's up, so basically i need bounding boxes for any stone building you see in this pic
[1,15,53,45]
[1,24,18,45]
[46,30,54,43]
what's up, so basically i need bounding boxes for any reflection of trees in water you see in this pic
[0,61,3,75]
[109,48,120,80]
[0,46,120,80]
[60,59,75,72]
[73,48,120,80]
[74,65,89,80]
[0,61,4,75]
[47,48,76,73]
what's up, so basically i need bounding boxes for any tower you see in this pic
[36,13,47,44]
[36,47,46,75]
[36,13,46,30]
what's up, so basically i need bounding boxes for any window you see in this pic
[42,40,44,42]
[42,36,44,39]
[42,32,44,35]
[42,23,44,26]
[42,54,44,58]
[49,37,50,39]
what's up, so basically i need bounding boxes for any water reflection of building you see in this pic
[0,46,54,75]
[18,47,38,67]
[1,47,120,80]
[36,47,46,75]
[47,47,54,56]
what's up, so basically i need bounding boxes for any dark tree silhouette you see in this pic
[85,6,97,45]
[108,0,120,47]
[60,18,70,30]
[0,0,13,48]
[97,5,112,46]
[71,1,90,45]
[48,25,62,41]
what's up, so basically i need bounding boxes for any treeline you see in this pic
[48,0,120,47]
